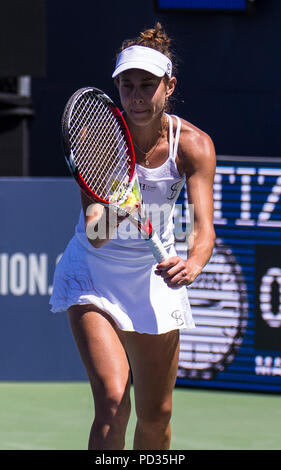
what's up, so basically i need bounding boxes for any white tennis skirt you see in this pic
[49,235,195,335]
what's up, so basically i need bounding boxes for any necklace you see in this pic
[132,136,162,166]
[132,116,167,167]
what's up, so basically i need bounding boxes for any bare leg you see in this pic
[123,329,180,450]
[68,305,131,450]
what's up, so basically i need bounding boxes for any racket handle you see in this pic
[146,231,170,263]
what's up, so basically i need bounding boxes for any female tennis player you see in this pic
[50,23,216,450]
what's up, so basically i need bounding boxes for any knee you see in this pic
[94,385,131,427]
[136,401,172,432]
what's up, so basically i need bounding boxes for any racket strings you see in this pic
[69,93,132,201]
[71,99,119,173]
[83,105,128,190]
[73,108,119,188]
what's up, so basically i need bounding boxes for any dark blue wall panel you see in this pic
[30,0,281,176]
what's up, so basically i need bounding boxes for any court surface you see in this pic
[0,382,280,450]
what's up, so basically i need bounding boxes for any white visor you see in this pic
[112,45,172,79]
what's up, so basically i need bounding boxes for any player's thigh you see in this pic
[68,304,131,400]
[123,330,180,418]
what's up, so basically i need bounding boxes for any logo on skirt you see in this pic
[171,310,184,326]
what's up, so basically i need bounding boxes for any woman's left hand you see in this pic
[155,256,202,288]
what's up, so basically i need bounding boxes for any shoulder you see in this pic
[173,116,216,177]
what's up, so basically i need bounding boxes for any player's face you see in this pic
[116,69,175,126]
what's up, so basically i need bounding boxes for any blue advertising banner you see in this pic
[177,157,281,393]
[1,159,281,392]
[156,0,247,11]
[0,178,87,380]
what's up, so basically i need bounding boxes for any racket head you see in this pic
[62,87,135,205]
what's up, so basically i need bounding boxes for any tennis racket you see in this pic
[61,86,169,263]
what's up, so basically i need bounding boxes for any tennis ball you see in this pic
[132,184,140,198]
[110,180,126,203]
[120,192,138,211]
[111,179,120,191]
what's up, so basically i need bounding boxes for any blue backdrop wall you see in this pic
[0,179,87,380]
[1,167,281,393]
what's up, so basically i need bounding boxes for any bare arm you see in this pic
[156,121,216,287]
[80,191,123,248]
[184,131,216,271]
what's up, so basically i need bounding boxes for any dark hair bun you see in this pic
[120,22,173,62]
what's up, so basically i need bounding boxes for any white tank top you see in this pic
[75,114,185,261]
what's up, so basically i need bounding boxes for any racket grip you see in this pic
[146,231,169,263]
